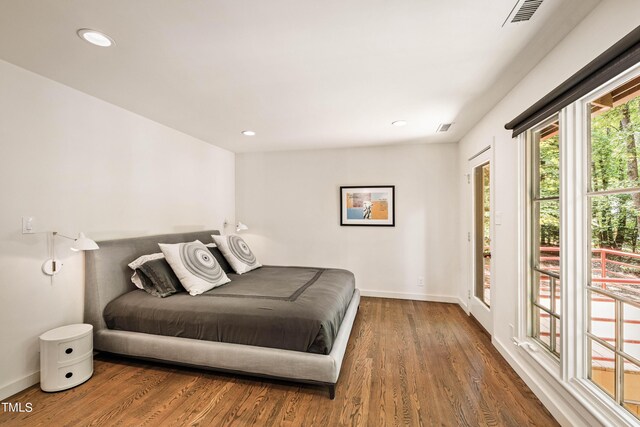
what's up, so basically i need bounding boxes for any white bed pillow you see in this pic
[211,234,261,274]
[159,240,230,296]
[128,253,164,289]
[127,244,217,289]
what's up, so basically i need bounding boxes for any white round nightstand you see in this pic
[39,324,93,392]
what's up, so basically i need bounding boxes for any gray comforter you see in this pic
[103,266,355,354]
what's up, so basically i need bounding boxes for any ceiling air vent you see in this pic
[504,0,544,25]
[437,123,452,133]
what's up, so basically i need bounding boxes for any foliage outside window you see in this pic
[587,74,640,419]
[528,116,561,357]
[474,162,492,307]
[482,164,491,306]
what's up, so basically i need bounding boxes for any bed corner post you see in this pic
[328,384,336,400]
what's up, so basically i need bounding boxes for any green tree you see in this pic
[590,97,640,252]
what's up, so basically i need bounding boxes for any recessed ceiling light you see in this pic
[77,29,114,47]
[242,130,256,136]
[392,120,407,127]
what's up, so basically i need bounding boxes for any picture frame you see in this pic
[340,186,395,226]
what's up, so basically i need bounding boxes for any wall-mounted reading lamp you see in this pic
[42,232,99,276]
[223,220,249,233]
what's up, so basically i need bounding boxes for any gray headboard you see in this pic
[84,230,220,332]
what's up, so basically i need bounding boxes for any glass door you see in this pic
[469,148,493,334]
[475,161,492,307]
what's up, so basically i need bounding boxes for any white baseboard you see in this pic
[492,338,600,427]
[456,296,469,312]
[359,289,459,304]
[0,372,39,401]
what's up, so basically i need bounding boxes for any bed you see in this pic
[84,230,360,398]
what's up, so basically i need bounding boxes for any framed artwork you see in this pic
[340,186,395,226]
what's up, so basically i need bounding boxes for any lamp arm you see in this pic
[52,232,76,241]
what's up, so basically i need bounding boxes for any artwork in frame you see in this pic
[340,186,395,226]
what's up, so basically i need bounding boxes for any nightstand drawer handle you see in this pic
[65,372,73,379]
[65,348,73,354]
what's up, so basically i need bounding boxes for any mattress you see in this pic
[103,266,355,354]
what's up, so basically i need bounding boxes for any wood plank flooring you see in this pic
[0,298,558,426]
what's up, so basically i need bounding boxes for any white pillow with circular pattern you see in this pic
[159,240,231,296]
[211,234,262,275]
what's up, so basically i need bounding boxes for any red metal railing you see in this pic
[539,246,640,286]
[537,246,640,357]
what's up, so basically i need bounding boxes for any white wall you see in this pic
[456,0,640,425]
[0,59,235,399]
[236,143,460,301]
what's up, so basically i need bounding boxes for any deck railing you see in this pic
[539,246,640,286]
[536,246,640,362]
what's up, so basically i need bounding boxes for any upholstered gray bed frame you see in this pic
[84,230,360,399]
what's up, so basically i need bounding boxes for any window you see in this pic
[587,74,640,418]
[512,27,640,424]
[528,116,561,357]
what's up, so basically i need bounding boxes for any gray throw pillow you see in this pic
[208,246,233,274]
[136,258,185,298]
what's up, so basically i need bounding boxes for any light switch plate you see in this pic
[495,212,503,226]
[22,216,35,234]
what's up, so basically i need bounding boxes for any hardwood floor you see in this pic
[0,298,558,426]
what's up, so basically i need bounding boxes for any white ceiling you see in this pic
[0,0,600,153]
